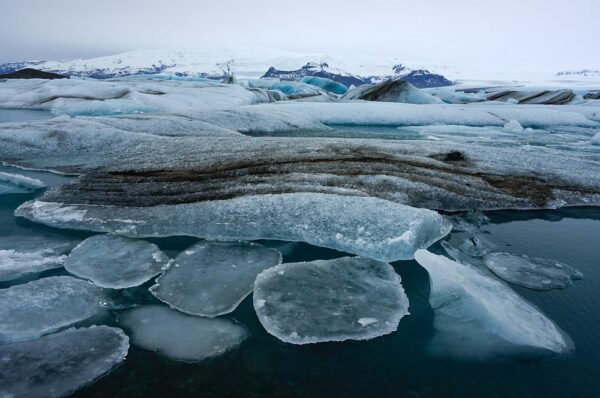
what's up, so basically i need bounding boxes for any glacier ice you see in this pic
[0,326,129,398]
[503,119,524,133]
[0,235,78,282]
[150,241,281,316]
[0,276,107,343]
[118,305,247,362]
[0,171,46,194]
[484,253,583,290]
[16,194,452,261]
[341,80,443,104]
[592,132,600,145]
[414,250,571,355]
[424,87,485,104]
[300,76,348,95]
[63,234,170,289]
[252,257,409,344]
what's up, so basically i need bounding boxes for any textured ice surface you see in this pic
[118,305,247,362]
[342,80,443,104]
[300,76,348,95]
[253,257,409,344]
[503,119,524,133]
[63,234,170,289]
[151,241,281,316]
[484,253,583,290]
[414,250,570,355]
[592,132,600,145]
[425,87,485,104]
[0,326,129,398]
[0,171,46,194]
[16,194,451,261]
[0,235,77,282]
[0,276,107,343]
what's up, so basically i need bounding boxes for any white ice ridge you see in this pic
[64,234,170,289]
[0,326,129,398]
[151,241,281,317]
[118,305,247,362]
[16,194,452,261]
[253,257,409,344]
[0,276,107,343]
[0,235,78,282]
[414,250,571,354]
[0,171,46,194]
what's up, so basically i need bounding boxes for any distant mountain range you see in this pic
[556,69,600,79]
[0,48,455,88]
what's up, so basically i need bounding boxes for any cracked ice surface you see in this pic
[0,326,129,398]
[253,257,409,344]
[151,241,281,316]
[16,194,451,261]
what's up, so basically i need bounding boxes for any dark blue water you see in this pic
[0,108,54,123]
[2,167,600,397]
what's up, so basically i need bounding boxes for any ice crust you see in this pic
[484,253,583,290]
[0,326,129,398]
[0,276,107,343]
[414,250,570,354]
[151,241,281,316]
[63,234,170,289]
[253,257,409,344]
[0,171,46,194]
[118,305,247,362]
[16,194,451,261]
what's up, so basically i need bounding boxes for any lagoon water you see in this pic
[0,108,53,123]
[1,165,599,397]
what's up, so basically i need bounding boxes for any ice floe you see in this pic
[16,194,451,261]
[151,241,281,316]
[484,253,583,290]
[118,305,247,362]
[0,171,46,194]
[0,276,107,343]
[252,257,409,344]
[0,326,129,398]
[414,250,571,355]
[63,234,170,289]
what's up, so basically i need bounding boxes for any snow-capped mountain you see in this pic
[556,69,600,80]
[0,48,455,87]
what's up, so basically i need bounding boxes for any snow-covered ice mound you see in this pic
[151,241,281,316]
[484,253,583,290]
[16,194,451,261]
[0,326,129,398]
[118,305,247,362]
[414,250,571,356]
[0,235,78,282]
[0,276,107,343]
[341,80,443,104]
[63,234,170,289]
[0,171,46,194]
[253,257,409,344]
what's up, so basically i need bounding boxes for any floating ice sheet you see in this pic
[414,250,571,355]
[16,194,451,261]
[151,241,281,316]
[64,234,170,289]
[118,305,247,362]
[0,276,107,343]
[0,171,46,194]
[484,253,583,290]
[0,326,129,398]
[253,257,409,344]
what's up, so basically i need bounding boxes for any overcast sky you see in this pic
[1,0,599,73]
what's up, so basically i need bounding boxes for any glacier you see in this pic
[118,305,247,362]
[253,257,409,344]
[150,241,281,316]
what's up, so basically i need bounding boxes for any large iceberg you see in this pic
[118,305,247,362]
[63,234,170,289]
[0,276,107,343]
[341,80,443,104]
[414,250,571,356]
[0,326,129,398]
[253,257,409,344]
[16,194,451,261]
[300,76,348,95]
[151,241,281,316]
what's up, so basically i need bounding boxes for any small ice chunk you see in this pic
[414,250,570,355]
[253,257,409,344]
[118,305,247,362]
[0,276,107,343]
[151,241,281,316]
[503,119,524,133]
[484,253,583,290]
[0,326,129,398]
[63,234,170,289]
[0,172,46,194]
[591,132,600,145]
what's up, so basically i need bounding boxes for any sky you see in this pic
[1,0,599,74]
